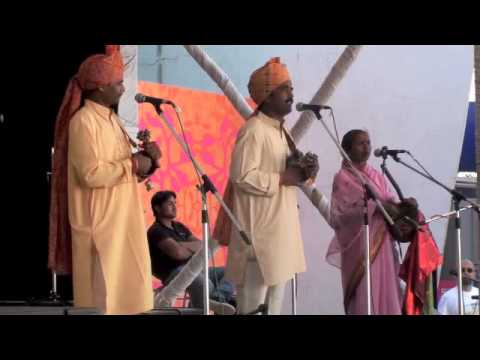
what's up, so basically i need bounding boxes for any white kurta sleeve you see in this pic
[230,126,280,197]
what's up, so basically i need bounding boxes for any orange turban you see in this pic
[248,57,291,108]
[76,45,124,91]
[48,45,124,275]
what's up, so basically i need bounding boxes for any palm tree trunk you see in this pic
[290,45,363,143]
[183,45,253,119]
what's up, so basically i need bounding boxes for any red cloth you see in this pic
[48,45,124,274]
[399,212,443,315]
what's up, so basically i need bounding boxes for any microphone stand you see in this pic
[389,153,480,315]
[310,109,394,315]
[292,273,298,315]
[380,156,405,259]
[422,206,475,226]
[30,148,68,307]
[149,103,251,316]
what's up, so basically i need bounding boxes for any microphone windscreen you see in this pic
[134,93,146,103]
[373,148,383,157]
[295,103,306,112]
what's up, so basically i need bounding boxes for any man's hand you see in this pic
[404,197,418,209]
[280,167,304,186]
[132,152,153,177]
[136,173,150,183]
[301,152,320,181]
[286,150,319,183]
[143,141,162,167]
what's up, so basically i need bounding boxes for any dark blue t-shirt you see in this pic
[147,220,193,281]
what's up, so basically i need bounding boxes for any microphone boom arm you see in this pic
[391,155,480,213]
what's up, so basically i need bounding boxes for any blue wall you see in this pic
[139,45,303,96]
[459,102,475,172]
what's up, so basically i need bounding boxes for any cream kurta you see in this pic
[68,100,153,315]
[226,112,306,286]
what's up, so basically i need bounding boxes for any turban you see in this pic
[248,57,291,108]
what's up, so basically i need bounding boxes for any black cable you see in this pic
[173,109,203,186]
[406,151,435,180]
[329,109,340,144]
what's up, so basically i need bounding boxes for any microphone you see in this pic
[373,146,408,158]
[296,103,331,112]
[135,93,175,107]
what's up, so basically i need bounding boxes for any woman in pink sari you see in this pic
[327,129,405,315]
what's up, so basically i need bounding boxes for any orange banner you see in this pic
[138,81,251,277]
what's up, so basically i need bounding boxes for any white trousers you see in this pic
[236,256,287,315]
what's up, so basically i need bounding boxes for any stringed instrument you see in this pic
[381,161,419,243]
[136,129,154,191]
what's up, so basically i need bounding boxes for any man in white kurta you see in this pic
[226,58,307,314]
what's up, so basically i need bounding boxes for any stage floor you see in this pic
[0,301,203,315]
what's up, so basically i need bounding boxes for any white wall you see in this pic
[282,45,472,314]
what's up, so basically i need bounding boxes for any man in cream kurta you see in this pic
[226,58,307,315]
[49,47,160,315]
[68,100,154,315]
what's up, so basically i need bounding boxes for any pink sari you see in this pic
[327,162,402,315]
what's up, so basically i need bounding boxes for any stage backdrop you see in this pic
[120,45,472,314]
[136,81,255,295]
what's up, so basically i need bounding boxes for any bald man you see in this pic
[438,259,479,315]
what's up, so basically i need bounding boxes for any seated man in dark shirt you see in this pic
[148,190,236,314]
